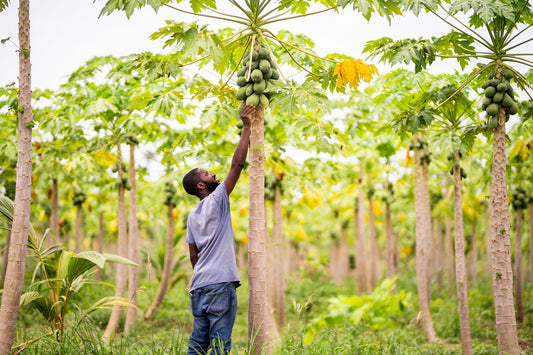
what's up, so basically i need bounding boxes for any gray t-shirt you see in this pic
[186,182,240,292]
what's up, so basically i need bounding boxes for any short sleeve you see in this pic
[211,182,229,205]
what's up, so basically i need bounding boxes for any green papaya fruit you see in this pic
[245,83,254,96]
[485,86,496,98]
[251,69,263,83]
[503,68,514,80]
[486,103,499,116]
[482,97,492,106]
[237,67,246,77]
[259,59,271,74]
[258,47,269,59]
[508,102,518,115]
[238,101,245,114]
[259,93,269,108]
[501,93,514,108]
[496,82,508,92]
[250,60,259,70]
[246,93,260,106]
[236,87,247,100]
[488,116,498,129]
[252,50,259,61]
[236,76,247,87]
[236,121,244,129]
[263,68,272,80]
[492,92,503,104]
[270,69,279,80]
[253,80,266,94]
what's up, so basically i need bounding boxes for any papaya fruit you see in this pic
[264,68,272,80]
[259,93,269,108]
[236,76,247,87]
[238,101,245,114]
[485,86,496,98]
[253,80,266,94]
[501,93,513,108]
[237,67,246,77]
[236,87,247,100]
[482,79,500,89]
[488,116,498,129]
[252,50,259,61]
[496,82,508,92]
[492,92,503,104]
[251,69,263,83]
[245,83,254,97]
[258,47,269,59]
[270,69,279,80]
[482,97,492,106]
[246,93,260,106]
[486,103,499,116]
[503,68,514,80]
[259,59,271,74]
[508,102,518,115]
[250,60,259,70]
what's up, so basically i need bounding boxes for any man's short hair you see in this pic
[182,168,201,197]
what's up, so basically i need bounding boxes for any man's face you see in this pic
[198,169,220,192]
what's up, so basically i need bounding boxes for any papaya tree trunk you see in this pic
[434,216,444,289]
[248,105,269,354]
[529,200,533,283]
[103,149,129,342]
[489,87,519,353]
[0,230,11,288]
[50,178,59,246]
[339,221,350,281]
[144,202,175,320]
[125,144,140,332]
[413,137,437,342]
[445,213,454,295]
[452,153,473,355]
[271,182,285,328]
[95,210,105,280]
[368,193,379,289]
[469,220,478,285]
[421,159,433,301]
[74,204,82,252]
[355,162,370,293]
[0,0,32,350]
[513,207,524,323]
[385,200,395,281]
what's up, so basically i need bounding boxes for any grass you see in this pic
[9,268,533,355]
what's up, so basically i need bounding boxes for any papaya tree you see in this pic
[365,1,533,351]
[0,0,34,352]
[97,0,385,351]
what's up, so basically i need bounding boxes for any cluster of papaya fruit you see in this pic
[72,190,87,206]
[481,69,518,129]
[112,161,131,190]
[236,46,279,112]
[447,151,467,179]
[511,186,531,210]
[408,139,431,165]
[124,135,140,146]
[163,182,178,207]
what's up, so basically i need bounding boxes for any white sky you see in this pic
[0,0,460,91]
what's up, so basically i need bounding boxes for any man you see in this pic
[182,104,256,355]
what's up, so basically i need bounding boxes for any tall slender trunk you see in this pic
[421,159,433,301]
[145,203,174,320]
[103,149,129,342]
[339,222,350,281]
[248,105,268,354]
[452,154,473,355]
[125,144,140,332]
[74,204,82,252]
[385,200,395,280]
[0,0,32,350]
[513,207,524,323]
[469,220,478,285]
[434,217,444,289]
[485,204,492,280]
[445,213,454,295]
[95,210,105,280]
[489,80,519,353]
[355,162,370,293]
[529,200,533,283]
[49,178,59,248]
[271,182,285,328]
[413,137,437,342]
[368,193,379,289]
[0,230,11,288]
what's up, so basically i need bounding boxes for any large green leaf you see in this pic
[102,253,140,266]
[363,37,436,72]
[0,0,9,12]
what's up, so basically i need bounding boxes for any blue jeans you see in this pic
[187,282,238,355]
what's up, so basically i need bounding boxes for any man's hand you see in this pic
[240,104,255,127]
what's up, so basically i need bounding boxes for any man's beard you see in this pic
[206,180,220,192]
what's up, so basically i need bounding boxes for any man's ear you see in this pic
[197,182,206,191]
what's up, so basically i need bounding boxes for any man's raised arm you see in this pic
[224,104,255,196]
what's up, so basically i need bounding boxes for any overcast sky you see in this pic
[0,1,460,91]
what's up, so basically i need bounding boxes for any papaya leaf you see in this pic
[450,0,515,26]
[270,81,329,119]
[102,253,140,266]
[363,37,436,72]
